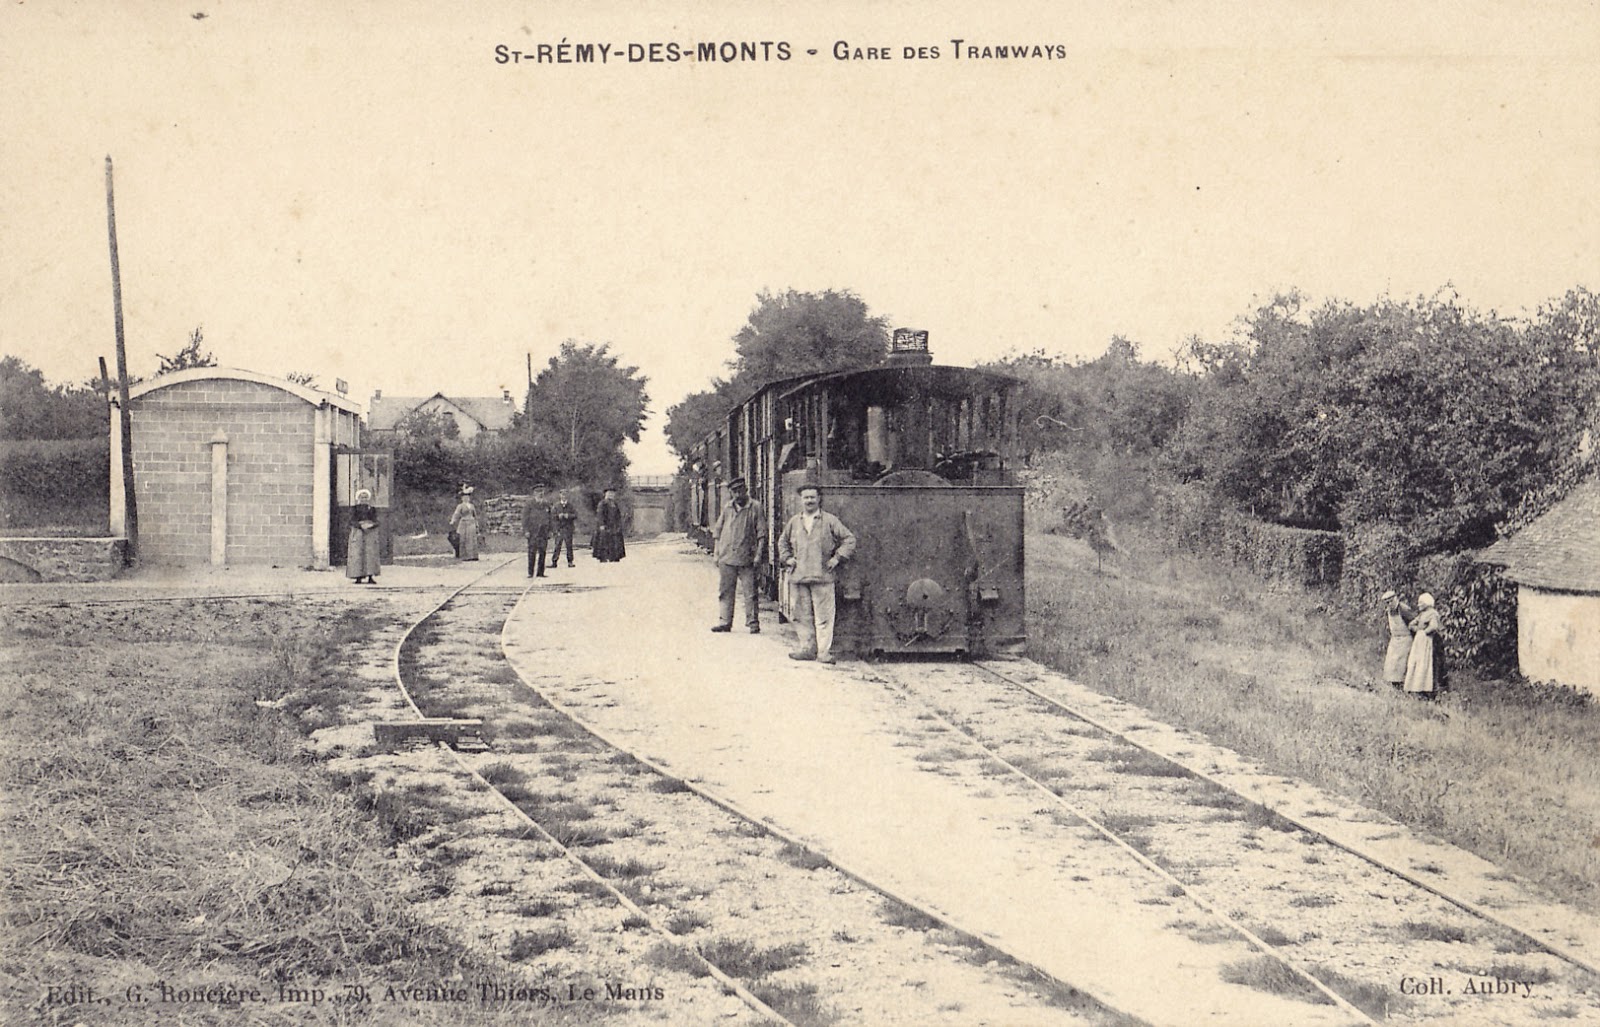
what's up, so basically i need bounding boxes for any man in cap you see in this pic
[709,477,765,633]
[523,483,553,577]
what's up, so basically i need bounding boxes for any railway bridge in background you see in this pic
[627,474,676,535]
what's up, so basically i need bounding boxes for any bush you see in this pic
[1434,561,1518,674]
[1153,483,1341,587]
[1338,521,1415,610]
[0,439,108,533]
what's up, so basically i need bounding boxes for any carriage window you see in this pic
[866,405,895,469]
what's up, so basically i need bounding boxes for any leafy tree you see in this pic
[665,288,890,461]
[729,288,889,387]
[1166,288,1600,549]
[155,327,216,376]
[981,338,1193,462]
[394,408,461,441]
[526,341,649,485]
[0,356,106,440]
[664,379,739,460]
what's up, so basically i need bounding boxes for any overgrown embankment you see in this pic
[1025,530,1600,913]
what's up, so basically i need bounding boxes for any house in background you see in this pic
[366,390,518,440]
[1477,478,1600,695]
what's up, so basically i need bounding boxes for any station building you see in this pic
[111,368,366,569]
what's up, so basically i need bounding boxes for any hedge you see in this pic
[1153,483,1342,587]
[0,438,109,532]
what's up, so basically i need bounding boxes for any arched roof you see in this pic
[125,367,362,414]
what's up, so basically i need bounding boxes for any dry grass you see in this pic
[1026,531,1600,911]
[0,599,596,1026]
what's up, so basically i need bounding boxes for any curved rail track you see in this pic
[373,554,1599,1024]
[385,560,1128,1026]
[388,557,800,1025]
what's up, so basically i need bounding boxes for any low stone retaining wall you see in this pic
[0,537,127,583]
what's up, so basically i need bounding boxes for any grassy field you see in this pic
[0,598,611,1026]
[1027,528,1600,913]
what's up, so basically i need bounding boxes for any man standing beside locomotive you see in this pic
[778,484,856,664]
[709,477,765,634]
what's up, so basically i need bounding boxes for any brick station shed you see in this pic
[111,368,363,568]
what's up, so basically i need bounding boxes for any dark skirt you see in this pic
[593,530,626,562]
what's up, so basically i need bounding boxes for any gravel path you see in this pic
[502,543,1366,1026]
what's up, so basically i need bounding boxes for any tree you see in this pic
[981,339,1193,462]
[156,326,216,376]
[526,341,649,485]
[0,356,105,440]
[1165,288,1600,549]
[394,408,461,441]
[729,288,889,387]
[665,288,890,461]
[664,379,739,460]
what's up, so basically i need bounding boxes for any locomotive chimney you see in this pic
[887,328,933,366]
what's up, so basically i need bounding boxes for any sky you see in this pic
[4,1,1597,473]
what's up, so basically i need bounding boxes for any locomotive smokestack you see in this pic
[887,328,933,366]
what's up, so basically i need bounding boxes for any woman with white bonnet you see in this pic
[347,488,381,584]
[1403,593,1443,697]
[449,485,482,561]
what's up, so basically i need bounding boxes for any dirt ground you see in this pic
[8,539,1599,1026]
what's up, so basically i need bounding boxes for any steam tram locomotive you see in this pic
[685,330,1025,657]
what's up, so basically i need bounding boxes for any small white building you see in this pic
[1478,479,1600,694]
[112,368,364,568]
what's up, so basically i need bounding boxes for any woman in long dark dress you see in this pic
[347,489,381,584]
[592,488,626,562]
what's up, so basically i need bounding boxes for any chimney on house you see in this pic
[373,389,382,400]
[502,388,512,404]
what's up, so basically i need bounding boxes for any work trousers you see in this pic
[717,563,759,628]
[528,532,548,576]
[791,581,836,657]
[553,530,575,566]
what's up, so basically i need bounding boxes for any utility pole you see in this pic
[526,351,534,429]
[106,156,138,562]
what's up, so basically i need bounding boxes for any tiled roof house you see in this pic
[1478,479,1600,693]
[367,391,517,440]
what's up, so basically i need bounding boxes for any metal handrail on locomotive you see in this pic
[684,329,1024,658]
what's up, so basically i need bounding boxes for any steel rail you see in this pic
[490,585,1146,1027]
[969,658,1600,982]
[866,663,1376,1025]
[387,557,796,1027]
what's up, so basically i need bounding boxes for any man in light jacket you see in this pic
[710,477,766,634]
[777,484,857,664]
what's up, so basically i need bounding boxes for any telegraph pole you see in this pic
[106,156,138,561]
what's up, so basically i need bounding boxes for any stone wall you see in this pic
[0,537,126,582]
[132,380,316,566]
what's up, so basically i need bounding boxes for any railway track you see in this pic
[858,657,1600,1024]
[382,560,1123,1027]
